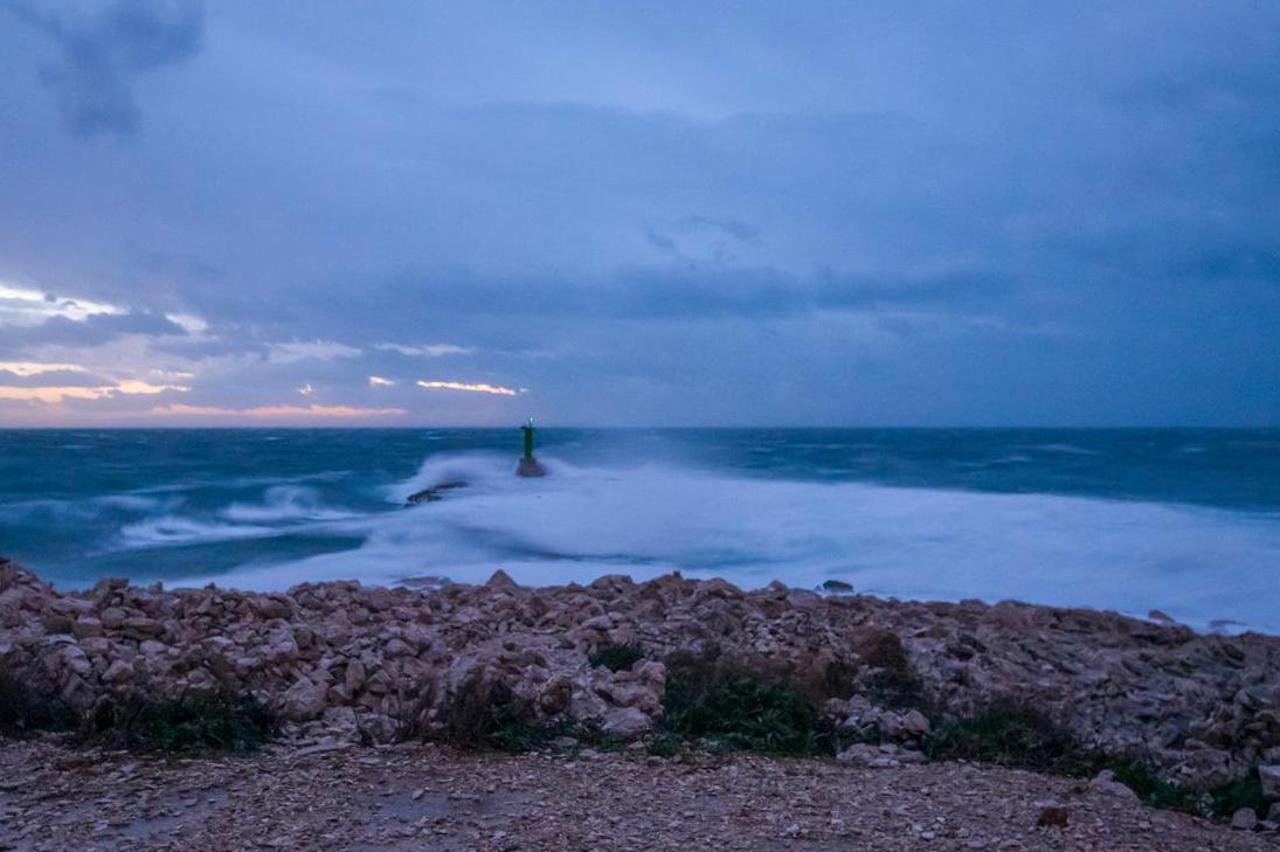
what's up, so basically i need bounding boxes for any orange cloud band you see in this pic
[416,380,519,396]
[0,381,189,403]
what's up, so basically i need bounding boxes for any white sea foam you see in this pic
[163,452,1280,635]
[223,485,360,523]
[119,516,285,547]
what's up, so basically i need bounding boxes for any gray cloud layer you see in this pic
[0,1,1277,425]
[4,0,203,137]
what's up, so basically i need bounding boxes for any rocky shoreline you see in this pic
[2,556,1279,826]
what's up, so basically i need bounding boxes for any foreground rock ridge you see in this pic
[2,556,1278,794]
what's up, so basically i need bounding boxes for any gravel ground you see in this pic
[1,740,1276,851]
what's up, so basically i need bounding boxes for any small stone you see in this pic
[384,637,413,658]
[102,659,132,684]
[99,606,128,629]
[836,743,885,768]
[901,709,931,737]
[280,678,328,721]
[1088,770,1140,803]
[251,596,293,620]
[1258,765,1280,801]
[71,617,103,639]
[123,616,162,636]
[345,659,367,693]
[600,706,651,738]
[485,570,518,589]
[1231,807,1258,831]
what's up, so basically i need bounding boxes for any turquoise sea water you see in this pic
[1,428,1278,633]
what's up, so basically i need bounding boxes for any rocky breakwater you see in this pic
[1,556,1279,800]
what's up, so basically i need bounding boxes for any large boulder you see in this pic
[280,678,329,721]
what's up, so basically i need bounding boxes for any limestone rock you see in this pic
[835,743,884,768]
[1088,770,1140,803]
[1259,765,1280,801]
[1231,807,1258,831]
[281,678,328,721]
[601,706,652,738]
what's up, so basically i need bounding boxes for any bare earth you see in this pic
[1,739,1276,852]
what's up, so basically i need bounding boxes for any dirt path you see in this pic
[0,740,1275,851]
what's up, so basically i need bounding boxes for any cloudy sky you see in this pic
[1,1,1277,426]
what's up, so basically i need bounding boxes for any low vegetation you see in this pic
[83,691,276,753]
[661,648,830,756]
[587,641,646,672]
[436,673,570,752]
[0,668,74,734]
[923,701,1089,775]
[1,666,274,753]
[924,701,1269,821]
[857,630,928,711]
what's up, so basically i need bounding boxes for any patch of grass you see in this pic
[588,641,646,673]
[923,702,1094,775]
[3,665,275,753]
[646,731,682,758]
[1108,760,1199,813]
[1209,771,1267,821]
[924,702,1267,824]
[662,649,825,756]
[86,691,276,753]
[0,668,75,734]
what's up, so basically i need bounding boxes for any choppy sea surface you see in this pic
[1,428,1278,634]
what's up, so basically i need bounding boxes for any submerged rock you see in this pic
[405,480,468,506]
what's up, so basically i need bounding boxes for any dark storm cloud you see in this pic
[0,1,1278,425]
[3,0,203,137]
[0,369,107,388]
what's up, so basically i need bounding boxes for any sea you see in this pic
[1,428,1278,634]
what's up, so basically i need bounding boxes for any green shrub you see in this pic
[663,649,824,755]
[0,669,74,734]
[1209,771,1267,821]
[923,702,1095,775]
[923,702,1268,824]
[86,690,276,753]
[439,673,568,752]
[2,663,274,753]
[588,642,646,672]
[1108,760,1199,813]
[646,731,683,758]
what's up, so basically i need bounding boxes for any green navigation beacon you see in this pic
[516,417,546,477]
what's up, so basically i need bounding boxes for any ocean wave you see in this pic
[169,451,1280,635]
[1028,443,1102,456]
[223,485,361,523]
[0,493,178,522]
[119,516,285,547]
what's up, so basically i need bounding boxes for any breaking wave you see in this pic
[158,451,1280,635]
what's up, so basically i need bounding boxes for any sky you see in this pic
[0,1,1277,427]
